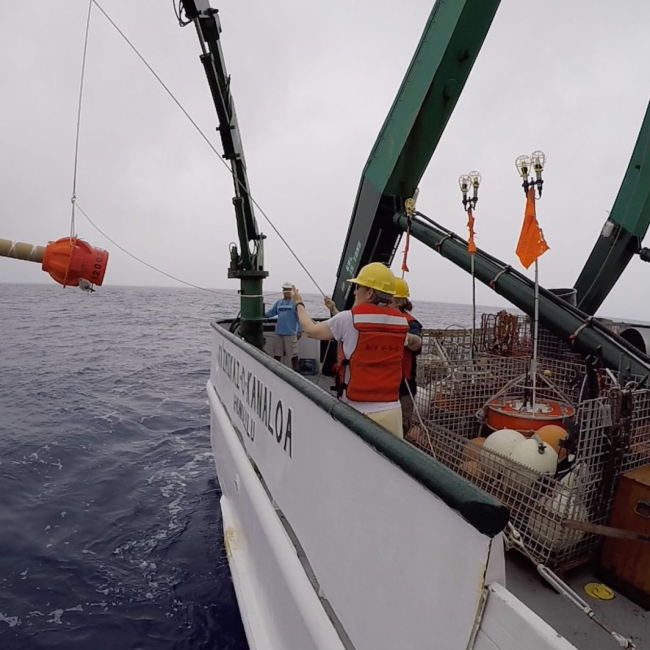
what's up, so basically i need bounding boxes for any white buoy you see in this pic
[528,489,589,551]
[507,437,558,474]
[483,428,525,457]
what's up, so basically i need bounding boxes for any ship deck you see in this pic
[305,373,649,649]
[507,553,648,650]
[248,322,650,649]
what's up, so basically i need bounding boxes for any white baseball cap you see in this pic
[282,282,293,290]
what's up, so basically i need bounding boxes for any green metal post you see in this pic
[238,273,265,351]
[181,2,268,349]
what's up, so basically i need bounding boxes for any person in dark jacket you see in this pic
[392,278,422,435]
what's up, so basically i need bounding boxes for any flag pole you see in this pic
[515,151,547,412]
[471,252,476,358]
[460,173,480,360]
[532,257,539,410]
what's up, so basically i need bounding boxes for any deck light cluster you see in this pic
[459,170,481,211]
[516,150,546,197]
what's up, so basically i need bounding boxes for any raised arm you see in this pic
[264,300,279,319]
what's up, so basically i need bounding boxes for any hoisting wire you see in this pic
[70,0,94,240]
[404,379,439,461]
[90,0,326,298]
[74,201,277,299]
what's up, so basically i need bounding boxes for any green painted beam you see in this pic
[366,0,501,197]
[395,212,650,377]
[213,321,510,538]
[183,5,268,348]
[333,0,501,309]
[574,98,650,314]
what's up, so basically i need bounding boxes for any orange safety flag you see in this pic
[516,187,549,268]
[401,229,411,273]
[467,208,476,254]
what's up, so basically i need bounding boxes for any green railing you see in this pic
[212,320,509,538]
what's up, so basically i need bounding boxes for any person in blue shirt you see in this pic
[265,282,302,369]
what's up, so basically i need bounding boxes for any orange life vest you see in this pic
[335,304,408,402]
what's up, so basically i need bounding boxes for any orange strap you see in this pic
[467,208,476,254]
[401,229,411,274]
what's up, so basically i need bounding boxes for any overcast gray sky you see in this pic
[2,0,650,320]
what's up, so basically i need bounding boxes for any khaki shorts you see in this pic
[273,334,298,358]
[365,407,403,439]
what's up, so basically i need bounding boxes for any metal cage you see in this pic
[407,317,650,573]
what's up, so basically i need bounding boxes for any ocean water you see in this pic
[0,283,497,650]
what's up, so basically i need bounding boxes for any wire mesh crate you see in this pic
[415,335,583,440]
[415,354,527,438]
[480,311,577,362]
[408,398,613,570]
[479,312,530,357]
[619,388,650,474]
[408,318,650,573]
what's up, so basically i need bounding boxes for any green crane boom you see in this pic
[179,0,650,374]
[332,0,650,375]
[574,99,650,314]
[180,0,267,349]
[332,0,502,309]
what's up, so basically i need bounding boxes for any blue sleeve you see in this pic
[410,318,423,355]
[409,319,423,336]
[265,300,279,318]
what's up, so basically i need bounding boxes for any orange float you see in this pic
[460,459,483,481]
[42,237,109,287]
[536,424,569,460]
[463,436,486,462]
[486,397,574,435]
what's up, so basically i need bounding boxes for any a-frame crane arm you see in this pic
[574,98,650,315]
[332,0,501,309]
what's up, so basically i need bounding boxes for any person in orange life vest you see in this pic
[391,278,422,435]
[293,263,418,439]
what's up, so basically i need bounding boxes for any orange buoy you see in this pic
[536,424,569,460]
[486,397,574,435]
[42,237,108,287]
[463,437,487,462]
[460,459,483,481]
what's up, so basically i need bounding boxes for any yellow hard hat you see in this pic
[394,278,410,298]
[347,262,396,295]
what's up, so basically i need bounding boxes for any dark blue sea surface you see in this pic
[0,284,493,650]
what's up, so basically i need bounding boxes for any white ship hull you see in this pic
[208,323,576,650]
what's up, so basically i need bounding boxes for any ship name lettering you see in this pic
[218,344,293,458]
